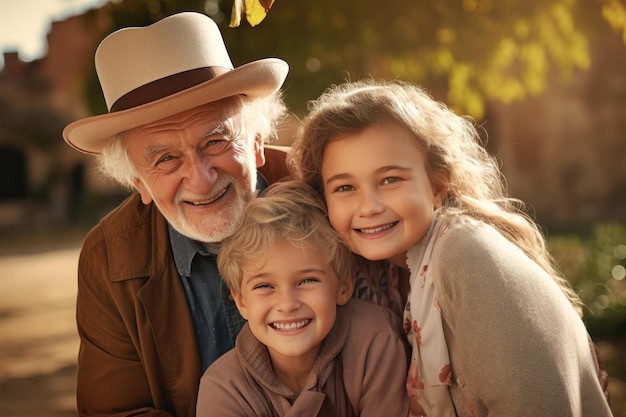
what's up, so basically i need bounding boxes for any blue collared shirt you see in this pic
[168,174,267,372]
[168,225,245,372]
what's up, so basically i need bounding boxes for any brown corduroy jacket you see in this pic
[75,147,290,417]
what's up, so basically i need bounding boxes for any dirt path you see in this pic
[0,246,80,417]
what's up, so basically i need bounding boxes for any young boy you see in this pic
[196,180,410,417]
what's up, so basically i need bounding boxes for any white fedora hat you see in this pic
[62,12,289,154]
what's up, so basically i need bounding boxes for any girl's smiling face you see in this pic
[321,121,446,268]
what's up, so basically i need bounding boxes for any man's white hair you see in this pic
[97,92,287,189]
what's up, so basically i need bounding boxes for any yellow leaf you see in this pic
[229,0,244,28]
[230,0,276,28]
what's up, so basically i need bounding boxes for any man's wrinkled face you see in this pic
[125,98,266,243]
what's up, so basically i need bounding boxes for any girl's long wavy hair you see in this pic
[288,79,582,316]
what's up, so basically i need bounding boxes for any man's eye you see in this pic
[207,139,227,146]
[156,155,174,165]
[205,139,232,156]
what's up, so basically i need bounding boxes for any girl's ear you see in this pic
[430,171,449,209]
[231,290,249,320]
[336,277,354,306]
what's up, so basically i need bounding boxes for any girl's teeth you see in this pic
[360,223,395,234]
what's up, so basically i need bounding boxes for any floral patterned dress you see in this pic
[404,213,455,417]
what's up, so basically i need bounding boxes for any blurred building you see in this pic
[0,9,122,230]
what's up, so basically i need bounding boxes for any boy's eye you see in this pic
[252,283,273,291]
[382,177,400,185]
[299,277,320,286]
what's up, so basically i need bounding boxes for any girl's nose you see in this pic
[358,191,385,217]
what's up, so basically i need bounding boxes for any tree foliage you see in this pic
[549,222,626,338]
[95,0,626,118]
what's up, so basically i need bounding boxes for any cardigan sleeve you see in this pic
[432,219,612,416]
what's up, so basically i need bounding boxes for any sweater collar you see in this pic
[236,301,353,397]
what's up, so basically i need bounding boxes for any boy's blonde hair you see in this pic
[288,79,582,316]
[218,180,355,294]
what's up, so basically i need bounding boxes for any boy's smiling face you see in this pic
[232,241,352,382]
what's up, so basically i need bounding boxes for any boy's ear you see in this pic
[231,290,249,320]
[336,278,354,306]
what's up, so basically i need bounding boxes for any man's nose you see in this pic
[183,154,218,192]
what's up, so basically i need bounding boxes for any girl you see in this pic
[288,79,612,416]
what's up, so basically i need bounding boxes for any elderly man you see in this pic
[62,12,292,417]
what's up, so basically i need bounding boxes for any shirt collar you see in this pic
[168,224,206,277]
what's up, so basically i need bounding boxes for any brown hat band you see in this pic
[110,66,231,112]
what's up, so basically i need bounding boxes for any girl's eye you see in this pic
[382,177,400,185]
[335,184,354,192]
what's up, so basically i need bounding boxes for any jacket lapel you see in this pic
[138,204,201,415]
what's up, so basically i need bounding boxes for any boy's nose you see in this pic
[276,288,301,312]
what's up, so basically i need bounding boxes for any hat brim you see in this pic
[63,58,288,154]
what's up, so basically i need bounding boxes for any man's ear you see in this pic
[231,290,249,320]
[336,278,354,306]
[133,178,153,205]
[254,134,266,168]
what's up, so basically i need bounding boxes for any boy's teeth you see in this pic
[272,320,310,330]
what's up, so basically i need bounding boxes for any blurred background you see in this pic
[0,0,624,415]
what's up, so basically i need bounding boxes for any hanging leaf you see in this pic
[229,0,243,27]
[230,0,276,28]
